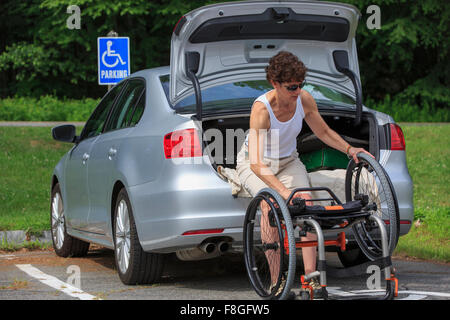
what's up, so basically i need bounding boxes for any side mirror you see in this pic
[52,125,78,143]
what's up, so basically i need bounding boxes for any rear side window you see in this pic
[81,82,125,140]
[159,75,355,114]
[129,92,145,126]
[159,75,270,114]
[105,79,145,131]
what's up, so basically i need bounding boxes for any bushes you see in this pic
[365,95,450,122]
[1,94,448,122]
[0,96,99,121]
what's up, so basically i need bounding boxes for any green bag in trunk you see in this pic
[300,148,349,172]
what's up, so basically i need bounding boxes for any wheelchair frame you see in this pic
[243,154,400,300]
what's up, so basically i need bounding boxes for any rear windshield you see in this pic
[160,75,354,114]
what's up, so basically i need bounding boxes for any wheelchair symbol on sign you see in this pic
[102,41,126,68]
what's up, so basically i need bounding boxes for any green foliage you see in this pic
[340,0,450,113]
[365,95,450,122]
[0,96,98,121]
[0,0,448,120]
[0,0,227,98]
[1,94,448,122]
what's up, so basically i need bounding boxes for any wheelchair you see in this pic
[243,153,400,300]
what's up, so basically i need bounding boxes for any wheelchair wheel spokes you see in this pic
[349,163,388,258]
[346,153,400,260]
[243,189,296,300]
[251,244,273,295]
[244,195,284,298]
[354,220,383,253]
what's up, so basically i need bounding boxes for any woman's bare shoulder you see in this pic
[300,90,317,113]
[250,101,270,129]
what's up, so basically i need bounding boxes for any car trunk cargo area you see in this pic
[201,109,378,172]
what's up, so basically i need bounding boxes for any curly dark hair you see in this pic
[265,51,307,83]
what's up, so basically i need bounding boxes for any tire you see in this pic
[50,183,90,257]
[113,188,165,285]
[243,188,296,300]
[337,247,369,267]
[345,153,400,260]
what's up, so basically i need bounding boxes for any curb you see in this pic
[0,230,52,244]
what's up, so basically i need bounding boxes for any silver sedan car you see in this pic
[50,0,413,284]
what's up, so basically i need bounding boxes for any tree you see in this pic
[0,0,224,98]
[341,0,449,110]
[0,0,448,113]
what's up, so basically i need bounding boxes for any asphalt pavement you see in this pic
[0,247,449,301]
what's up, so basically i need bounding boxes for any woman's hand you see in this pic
[289,191,313,206]
[347,146,375,163]
[281,188,312,206]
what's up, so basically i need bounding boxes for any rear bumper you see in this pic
[381,150,414,236]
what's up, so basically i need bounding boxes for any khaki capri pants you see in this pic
[236,143,312,197]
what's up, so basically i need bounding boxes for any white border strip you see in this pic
[16,264,99,300]
[327,287,450,300]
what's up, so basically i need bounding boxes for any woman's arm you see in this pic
[301,91,374,163]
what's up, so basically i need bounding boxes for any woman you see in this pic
[236,51,373,298]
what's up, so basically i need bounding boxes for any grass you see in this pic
[0,95,448,122]
[0,124,448,261]
[0,238,52,252]
[0,278,29,290]
[0,127,77,233]
[0,96,98,121]
[393,123,450,262]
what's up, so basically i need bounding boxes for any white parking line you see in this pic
[16,264,100,300]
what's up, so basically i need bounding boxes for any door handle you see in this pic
[82,153,89,164]
[108,147,117,160]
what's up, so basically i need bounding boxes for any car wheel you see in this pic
[337,247,369,267]
[50,183,90,257]
[113,188,165,285]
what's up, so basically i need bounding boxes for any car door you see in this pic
[64,82,125,230]
[86,78,146,235]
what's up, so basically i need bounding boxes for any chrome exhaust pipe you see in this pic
[176,242,219,261]
[217,241,229,253]
[200,242,217,254]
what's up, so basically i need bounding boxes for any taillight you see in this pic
[390,123,406,150]
[164,128,202,159]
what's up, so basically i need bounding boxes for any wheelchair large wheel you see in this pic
[345,153,400,260]
[243,188,296,300]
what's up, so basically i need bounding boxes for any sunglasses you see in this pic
[283,81,306,91]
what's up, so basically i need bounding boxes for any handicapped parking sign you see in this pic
[98,37,130,85]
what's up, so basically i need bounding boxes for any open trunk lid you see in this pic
[170,0,363,122]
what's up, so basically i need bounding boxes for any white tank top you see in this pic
[245,91,305,158]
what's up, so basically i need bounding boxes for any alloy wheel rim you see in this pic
[51,192,65,250]
[115,199,131,274]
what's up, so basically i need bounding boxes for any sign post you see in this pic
[98,32,130,89]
